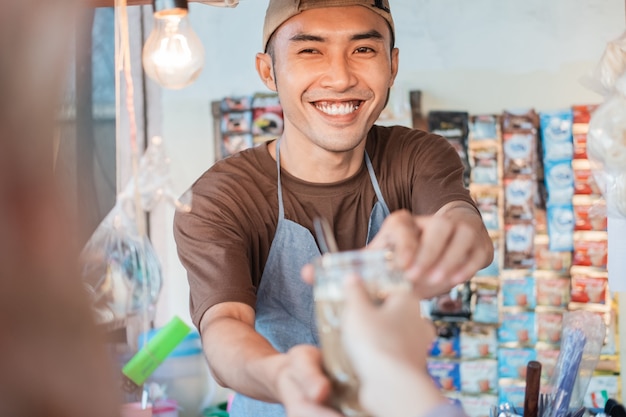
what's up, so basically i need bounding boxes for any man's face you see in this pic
[258,6,399,154]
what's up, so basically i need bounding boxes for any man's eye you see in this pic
[355,47,375,54]
[299,48,319,54]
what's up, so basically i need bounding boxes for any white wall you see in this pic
[151,0,626,327]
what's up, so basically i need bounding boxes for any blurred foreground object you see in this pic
[584,29,626,291]
[0,0,119,416]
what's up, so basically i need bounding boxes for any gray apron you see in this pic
[229,142,390,417]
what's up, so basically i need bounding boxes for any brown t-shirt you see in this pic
[174,125,477,328]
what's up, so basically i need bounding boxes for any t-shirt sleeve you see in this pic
[173,172,258,330]
[400,130,478,215]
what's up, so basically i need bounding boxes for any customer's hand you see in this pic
[341,275,447,417]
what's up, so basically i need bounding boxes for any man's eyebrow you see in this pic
[289,33,325,43]
[351,30,385,42]
[288,30,385,44]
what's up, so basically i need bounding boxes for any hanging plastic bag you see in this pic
[81,204,162,326]
[80,136,190,326]
[586,47,626,291]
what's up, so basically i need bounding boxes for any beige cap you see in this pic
[262,0,395,52]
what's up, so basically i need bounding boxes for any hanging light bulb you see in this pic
[142,0,205,90]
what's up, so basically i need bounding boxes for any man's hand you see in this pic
[200,303,340,416]
[368,203,493,298]
[276,345,343,417]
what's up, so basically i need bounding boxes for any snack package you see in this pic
[429,322,461,358]
[544,159,574,205]
[534,271,571,308]
[503,132,536,178]
[504,177,535,221]
[501,274,536,309]
[427,359,461,392]
[536,308,565,345]
[460,323,498,359]
[471,186,501,230]
[460,359,498,394]
[498,311,536,346]
[469,114,499,141]
[546,203,575,252]
[471,283,499,324]
[540,109,574,162]
[497,347,537,379]
[504,222,535,269]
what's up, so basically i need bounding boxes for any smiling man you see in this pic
[173,1,493,417]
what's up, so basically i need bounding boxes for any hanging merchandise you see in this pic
[81,137,191,329]
[585,30,626,293]
[216,92,284,160]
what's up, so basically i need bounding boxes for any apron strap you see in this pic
[365,152,391,216]
[275,140,285,220]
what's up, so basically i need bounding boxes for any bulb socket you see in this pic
[153,0,188,12]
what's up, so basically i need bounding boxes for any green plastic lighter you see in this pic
[121,315,191,391]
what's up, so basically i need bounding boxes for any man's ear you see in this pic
[256,52,277,92]
[389,47,399,88]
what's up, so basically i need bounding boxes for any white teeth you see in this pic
[316,102,359,115]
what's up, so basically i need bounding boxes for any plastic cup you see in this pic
[313,249,408,417]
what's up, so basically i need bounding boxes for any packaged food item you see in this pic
[460,323,497,359]
[498,380,526,410]
[572,159,602,196]
[471,283,499,324]
[535,348,560,382]
[471,186,502,231]
[469,114,499,141]
[534,271,570,307]
[504,177,535,221]
[501,109,539,133]
[572,231,608,268]
[427,359,461,392]
[570,266,609,305]
[533,234,572,272]
[584,375,619,410]
[572,195,607,231]
[470,146,499,185]
[503,132,536,178]
[429,322,461,358]
[497,348,537,379]
[540,109,574,162]
[501,273,535,309]
[546,203,575,252]
[544,159,574,205]
[458,393,498,417]
[504,222,535,269]
[428,111,471,186]
[430,283,472,321]
[536,308,565,345]
[498,311,536,346]
[460,359,498,394]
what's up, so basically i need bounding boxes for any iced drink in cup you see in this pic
[313,249,409,417]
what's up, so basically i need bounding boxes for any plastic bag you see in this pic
[81,205,162,326]
[80,136,190,326]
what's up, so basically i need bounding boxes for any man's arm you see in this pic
[369,201,493,298]
[199,302,341,417]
